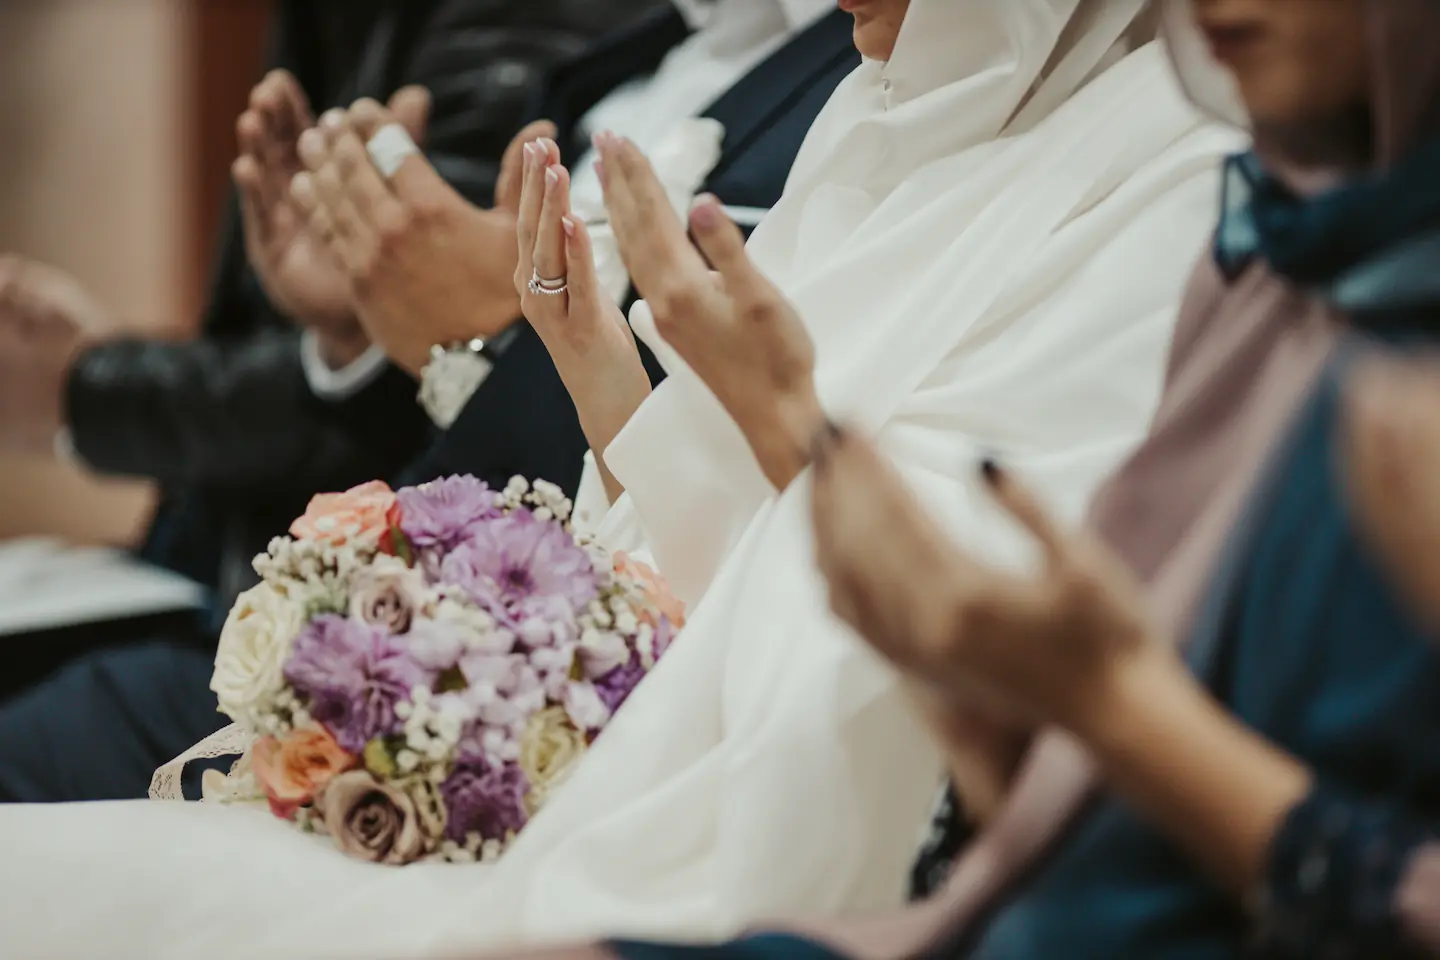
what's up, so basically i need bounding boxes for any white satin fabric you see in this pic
[0,4,1241,959]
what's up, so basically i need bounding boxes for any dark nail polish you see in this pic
[811,420,844,467]
[979,458,1002,485]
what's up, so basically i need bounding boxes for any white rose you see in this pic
[519,707,588,814]
[211,583,307,724]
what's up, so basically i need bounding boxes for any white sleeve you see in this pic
[571,450,615,538]
[299,330,389,400]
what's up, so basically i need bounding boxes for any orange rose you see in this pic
[290,481,399,548]
[614,552,686,628]
[252,728,357,819]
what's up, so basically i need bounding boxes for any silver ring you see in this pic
[365,123,421,180]
[528,269,568,296]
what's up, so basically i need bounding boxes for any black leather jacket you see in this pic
[64,0,665,608]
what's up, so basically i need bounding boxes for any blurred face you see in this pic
[839,0,912,61]
[1192,0,1373,163]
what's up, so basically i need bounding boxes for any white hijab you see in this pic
[0,4,1241,959]
[612,0,1225,601]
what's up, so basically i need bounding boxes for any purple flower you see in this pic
[283,615,435,753]
[396,476,501,553]
[594,659,647,713]
[439,755,529,842]
[652,616,679,662]
[440,512,598,629]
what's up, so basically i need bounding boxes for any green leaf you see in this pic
[363,739,398,778]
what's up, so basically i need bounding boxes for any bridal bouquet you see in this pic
[207,475,683,865]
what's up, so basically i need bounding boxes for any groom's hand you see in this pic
[233,70,359,356]
[291,99,525,378]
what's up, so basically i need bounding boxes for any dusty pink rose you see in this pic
[614,552,686,628]
[319,771,426,864]
[349,555,427,634]
[252,728,357,819]
[290,481,400,548]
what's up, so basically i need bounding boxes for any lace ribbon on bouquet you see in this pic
[149,722,256,802]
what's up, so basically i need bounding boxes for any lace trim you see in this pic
[148,723,256,801]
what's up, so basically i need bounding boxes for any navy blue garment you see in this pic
[612,935,845,960]
[0,0,668,804]
[0,642,226,802]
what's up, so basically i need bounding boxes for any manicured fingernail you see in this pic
[979,458,1003,485]
[594,159,607,185]
[320,108,345,129]
[690,196,723,230]
[523,142,535,162]
[562,216,577,238]
[545,167,559,188]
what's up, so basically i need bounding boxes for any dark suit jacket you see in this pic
[406,9,860,497]
[62,0,664,608]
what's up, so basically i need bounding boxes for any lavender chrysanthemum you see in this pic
[440,511,598,629]
[652,616,678,661]
[396,476,501,552]
[439,754,529,842]
[283,615,434,753]
[593,658,647,713]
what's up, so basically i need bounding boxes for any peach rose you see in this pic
[614,552,686,628]
[252,728,357,819]
[290,480,399,549]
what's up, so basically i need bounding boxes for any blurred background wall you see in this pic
[0,0,271,544]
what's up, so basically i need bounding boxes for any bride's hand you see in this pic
[595,133,824,490]
[515,137,652,502]
[811,426,1169,738]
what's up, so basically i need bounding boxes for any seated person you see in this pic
[0,1,1238,956]
[0,0,667,800]
[601,1,1440,956]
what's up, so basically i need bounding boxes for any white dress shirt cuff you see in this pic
[300,330,389,400]
[54,427,83,466]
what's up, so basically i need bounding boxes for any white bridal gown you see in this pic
[0,4,1244,957]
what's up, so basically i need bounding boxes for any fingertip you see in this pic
[297,128,328,167]
[232,155,257,186]
[290,171,315,207]
[979,458,1003,487]
[236,111,262,142]
[565,215,593,256]
[688,195,725,233]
